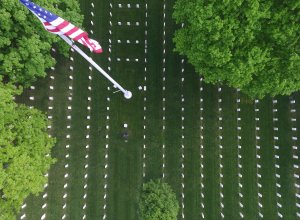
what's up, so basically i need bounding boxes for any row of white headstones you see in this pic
[142,1,148,179]
[290,98,300,218]
[161,0,167,180]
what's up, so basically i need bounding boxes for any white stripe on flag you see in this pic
[50,17,65,26]
[45,25,57,30]
[69,29,84,39]
[61,24,75,33]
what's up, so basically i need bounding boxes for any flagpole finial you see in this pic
[124,91,132,99]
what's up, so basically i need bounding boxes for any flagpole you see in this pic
[59,35,132,99]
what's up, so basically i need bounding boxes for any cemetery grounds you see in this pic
[17,0,300,219]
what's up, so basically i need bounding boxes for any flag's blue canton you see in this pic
[20,0,58,22]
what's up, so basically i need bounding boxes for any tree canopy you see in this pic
[0,0,83,87]
[0,81,56,220]
[139,179,179,220]
[173,0,300,98]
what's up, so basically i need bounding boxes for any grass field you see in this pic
[17,0,300,219]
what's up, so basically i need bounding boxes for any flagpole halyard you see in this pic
[59,35,132,99]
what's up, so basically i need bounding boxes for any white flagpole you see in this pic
[59,35,132,99]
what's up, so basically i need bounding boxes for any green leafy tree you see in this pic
[0,81,56,220]
[139,179,179,220]
[173,0,300,98]
[0,0,84,86]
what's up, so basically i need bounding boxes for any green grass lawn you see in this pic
[220,87,240,220]
[17,0,300,219]
[239,94,260,219]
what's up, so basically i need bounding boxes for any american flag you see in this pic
[20,0,102,53]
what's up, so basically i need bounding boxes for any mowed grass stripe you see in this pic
[114,7,144,21]
[257,98,277,219]
[164,0,182,217]
[239,95,259,219]
[276,96,298,220]
[164,70,181,215]
[182,63,201,220]
[202,83,220,220]
[86,72,107,219]
[293,92,300,217]
[106,62,144,220]
[46,57,72,220]
[144,0,164,181]
[64,2,96,217]
[220,87,240,220]
[65,50,90,219]
[82,0,109,219]
[106,3,144,219]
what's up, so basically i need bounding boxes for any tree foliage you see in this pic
[139,179,179,220]
[0,81,56,220]
[173,0,300,98]
[0,0,84,86]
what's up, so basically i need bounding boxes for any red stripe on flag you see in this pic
[94,48,103,53]
[47,28,60,33]
[80,38,90,49]
[65,27,79,36]
[56,21,70,30]
[73,32,88,41]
